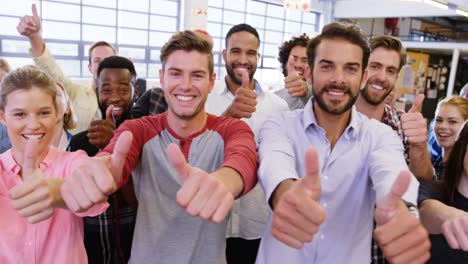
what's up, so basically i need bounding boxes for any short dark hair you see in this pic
[97,56,137,82]
[370,35,406,71]
[278,33,310,76]
[88,41,117,64]
[225,23,260,49]
[160,30,214,76]
[307,22,370,73]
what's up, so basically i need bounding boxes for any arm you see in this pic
[420,199,467,234]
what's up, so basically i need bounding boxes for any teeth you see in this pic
[112,107,122,111]
[328,91,344,96]
[371,84,383,90]
[236,67,248,72]
[23,134,44,140]
[176,95,194,101]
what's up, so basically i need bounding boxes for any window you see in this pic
[0,0,181,78]
[207,0,320,85]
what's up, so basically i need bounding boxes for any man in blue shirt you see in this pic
[256,22,430,263]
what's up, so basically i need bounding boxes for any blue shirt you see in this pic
[256,98,419,264]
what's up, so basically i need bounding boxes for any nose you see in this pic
[27,115,41,130]
[181,74,192,89]
[331,68,346,85]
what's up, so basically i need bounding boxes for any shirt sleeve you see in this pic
[100,119,149,187]
[369,121,419,205]
[417,181,444,206]
[258,112,299,206]
[132,88,152,118]
[220,118,258,196]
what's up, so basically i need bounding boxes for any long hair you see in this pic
[443,121,468,206]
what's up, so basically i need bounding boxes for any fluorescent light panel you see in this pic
[456,9,468,17]
[423,0,449,9]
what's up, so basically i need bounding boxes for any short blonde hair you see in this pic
[0,58,11,73]
[0,65,57,110]
[56,82,77,130]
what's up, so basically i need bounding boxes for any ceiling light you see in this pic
[456,8,468,17]
[423,0,449,10]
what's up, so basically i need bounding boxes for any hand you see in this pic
[374,171,430,263]
[8,139,60,223]
[87,105,116,148]
[401,94,427,146]
[61,131,133,212]
[223,70,257,119]
[285,71,308,98]
[17,4,41,39]
[270,147,325,249]
[167,143,234,224]
[441,210,468,251]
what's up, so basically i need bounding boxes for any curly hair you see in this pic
[278,33,310,77]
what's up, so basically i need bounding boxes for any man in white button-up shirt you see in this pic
[205,23,288,263]
[256,22,431,264]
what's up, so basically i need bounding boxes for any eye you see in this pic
[347,66,358,73]
[119,88,130,95]
[40,110,52,116]
[14,112,25,118]
[101,89,111,95]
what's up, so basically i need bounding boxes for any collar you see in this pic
[302,97,360,140]
[1,146,60,176]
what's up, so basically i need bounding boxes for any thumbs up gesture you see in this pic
[223,70,257,119]
[401,94,427,146]
[270,147,325,249]
[167,144,236,224]
[17,3,42,38]
[8,140,61,223]
[374,171,430,263]
[87,105,117,148]
[61,131,133,213]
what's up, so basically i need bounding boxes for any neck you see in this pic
[458,172,468,198]
[355,96,385,121]
[442,147,452,162]
[224,76,254,95]
[167,110,208,139]
[313,102,351,150]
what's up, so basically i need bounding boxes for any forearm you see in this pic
[270,179,295,209]
[409,144,434,181]
[213,167,244,199]
[28,34,46,58]
[48,178,68,209]
[419,199,463,234]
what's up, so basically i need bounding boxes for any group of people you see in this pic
[0,4,468,264]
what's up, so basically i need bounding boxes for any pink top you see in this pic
[0,147,108,264]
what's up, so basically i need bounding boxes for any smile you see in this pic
[371,84,383,90]
[176,95,195,101]
[22,133,45,140]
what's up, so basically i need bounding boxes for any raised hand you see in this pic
[167,143,235,224]
[9,139,60,223]
[17,3,41,38]
[222,70,257,119]
[374,171,430,263]
[61,131,133,212]
[401,94,427,145]
[270,147,325,249]
[285,60,308,99]
[87,105,116,148]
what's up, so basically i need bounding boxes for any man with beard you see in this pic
[255,22,430,263]
[274,34,313,110]
[354,36,434,264]
[355,35,433,181]
[68,56,139,264]
[205,23,288,263]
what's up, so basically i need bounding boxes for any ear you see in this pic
[305,65,312,84]
[222,49,227,64]
[134,84,140,99]
[360,69,369,90]
[209,72,216,94]
[159,68,164,87]
[88,63,92,73]
[0,110,6,126]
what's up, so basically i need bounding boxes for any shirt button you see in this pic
[320,234,325,240]
[322,202,328,208]
[323,175,329,180]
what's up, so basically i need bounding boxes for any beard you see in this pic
[313,83,359,115]
[226,64,255,85]
[360,79,393,106]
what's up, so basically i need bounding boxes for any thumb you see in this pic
[301,147,321,200]
[409,94,425,113]
[105,105,115,123]
[110,131,133,184]
[22,139,40,181]
[375,170,411,225]
[167,143,191,183]
[32,3,39,18]
[241,70,249,89]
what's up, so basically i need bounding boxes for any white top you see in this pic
[205,79,289,239]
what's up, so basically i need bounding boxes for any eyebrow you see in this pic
[8,106,53,112]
